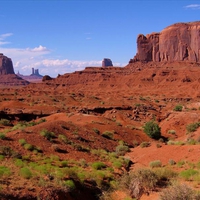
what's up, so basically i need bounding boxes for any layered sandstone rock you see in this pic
[131,21,200,63]
[0,53,15,75]
[102,58,113,67]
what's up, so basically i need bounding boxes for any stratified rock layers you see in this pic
[0,54,15,75]
[132,22,200,63]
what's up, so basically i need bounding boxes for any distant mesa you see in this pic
[130,21,200,63]
[0,53,15,75]
[17,68,43,82]
[102,58,113,67]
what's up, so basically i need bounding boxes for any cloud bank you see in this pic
[0,33,123,77]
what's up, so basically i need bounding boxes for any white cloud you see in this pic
[0,33,13,46]
[0,41,10,45]
[29,45,49,52]
[0,33,13,40]
[185,4,200,9]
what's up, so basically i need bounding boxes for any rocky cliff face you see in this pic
[131,21,200,63]
[0,54,15,75]
[102,58,113,67]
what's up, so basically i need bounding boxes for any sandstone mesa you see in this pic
[131,21,200,63]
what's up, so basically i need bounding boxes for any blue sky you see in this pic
[0,0,200,77]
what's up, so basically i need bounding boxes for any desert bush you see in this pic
[0,133,6,140]
[102,131,114,140]
[0,166,11,177]
[38,118,46,124]
[20,167,32,179]
[92,162,106,170]
[15,159,25,167]
[24,143,34,151]
[0,155,4,161]
[93,128,100,134]
[140,141,151,148]
[160,183,198,200]
[156,143,162,148]
[12,123,26,131]
[58,134,71,144]
[168,130,176,135]
[60,160,68,167]
[115,144,129,156]
[0,118,11,126]
[40,129,56,141]
[63,180,76,190]
[173,104,183,111]
[132,140,139,147]
[112,160,123,169]
[126,169,158,199]
[187,138,197,145]
[143,120,161,139]
[186,122,200,133]
[179,169,199,181]
[168,159,176,165]
[176,160,186,168]
[154,167,177,181]
[149,160,162,168]
[19,138,26,146]
[0,146,13,157]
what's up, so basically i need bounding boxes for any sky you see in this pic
[0,0,200,77]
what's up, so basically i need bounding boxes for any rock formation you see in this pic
[102,58,113,67]
[131,21,200,63]
[0,53,15,75]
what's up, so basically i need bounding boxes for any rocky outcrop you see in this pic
[0,53,15,75]
[102,58,113,67]
[131,21,200,63]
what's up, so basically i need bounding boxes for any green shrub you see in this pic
[176,160,186,168]
[173,104,183,111]
[154,167,177,181]
[0,133,6,140]
[19,139,26,146]
[160,184,198,200]
[143,121,161,139]
[0,119,11,126]
[63,180,76,190]
[58,134,70,144]
[0,166,11,177]
[126,169,158,199]
[140,141,151,148]
[40,129,56,141]
[179,169,199,181]
[20,167,32,179]
[15,159,25,167]
[149,160,162,168]
[102,131,114,140]
[115,144,129,156]
[0,155,4,161]
[92,162,106,170]
[24,143,34,151]
[186,122,200,133]
[61,160,68,167]
[112,160,123,169]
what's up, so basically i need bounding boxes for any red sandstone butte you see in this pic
[131,21,200,63]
